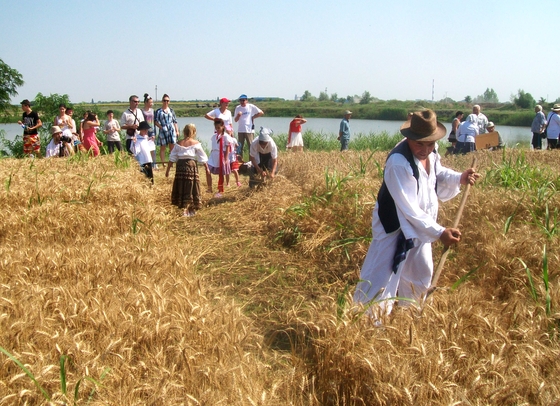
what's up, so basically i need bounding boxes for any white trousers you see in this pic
[353,230,433,316]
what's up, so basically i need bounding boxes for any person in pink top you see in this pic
[82,112,103,156]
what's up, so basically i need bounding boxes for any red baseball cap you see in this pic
[220,97,231,104]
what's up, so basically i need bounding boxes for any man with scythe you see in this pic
[353,109,479,317]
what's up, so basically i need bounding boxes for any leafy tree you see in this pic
[33,93,72,124]
[464,95,472,104]
[513,89,535,109]
[346,95,354,104]
[300,90,315,101]
[0,59,24,113]
[360,91,372,105]
[318,91,329,101]
[538,97,547,105]
[484,88,499,103]
[474,88,499,103]
[330,93,338,102]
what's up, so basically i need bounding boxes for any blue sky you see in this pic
[1,0,558,104]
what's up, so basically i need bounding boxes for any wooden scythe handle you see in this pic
[429,156,477,290]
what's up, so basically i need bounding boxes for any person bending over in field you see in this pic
[353,109,479,318]
[249,127,278,188]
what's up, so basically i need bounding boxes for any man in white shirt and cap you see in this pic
[354,109,479,317]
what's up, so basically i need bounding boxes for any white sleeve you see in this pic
[435,154,462,202]
[270,141,278,159]
[196,144,208,163]
[168,145,179,163]
[384,156,445,243]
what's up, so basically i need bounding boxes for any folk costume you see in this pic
[168,142,208,214]
[208,131,234,193]
[354,110,463,316]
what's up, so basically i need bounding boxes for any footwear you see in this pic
[214,192,223,198]
[206,189,212,194]
[236,181,242,187]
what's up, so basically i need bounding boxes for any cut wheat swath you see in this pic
[428,156,477,295]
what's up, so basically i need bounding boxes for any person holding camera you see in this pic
[46,126,75,158]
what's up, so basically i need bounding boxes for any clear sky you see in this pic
[1,0,558,104]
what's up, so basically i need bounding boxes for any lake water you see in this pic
[1,116,533,148]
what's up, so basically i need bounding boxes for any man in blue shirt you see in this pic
[338,110,352,151]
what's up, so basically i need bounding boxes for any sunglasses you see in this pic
[163,99,170,102]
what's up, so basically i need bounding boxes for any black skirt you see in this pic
[171,159,202,210]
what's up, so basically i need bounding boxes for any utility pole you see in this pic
[432,79,434,103]
[155,85,158,102]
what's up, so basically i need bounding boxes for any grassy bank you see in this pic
[0,147,559,404]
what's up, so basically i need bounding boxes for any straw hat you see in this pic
[50,126,62,135]
[552,104,560,112]
[400,109,446,141]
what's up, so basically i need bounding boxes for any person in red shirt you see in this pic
[287,114,307,152]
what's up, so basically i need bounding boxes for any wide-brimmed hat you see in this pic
[51,126,62,135]
[400,109,447,141]
[344,110,352,115]
[220,97,231,104]
[138,121,151,131]
[552,104,560,112]
[486,121,495,129]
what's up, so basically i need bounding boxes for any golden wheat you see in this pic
[0,149,558,405]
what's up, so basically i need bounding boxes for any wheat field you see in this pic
[0,148,559,405]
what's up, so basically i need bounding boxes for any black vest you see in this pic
[377,140,436,234]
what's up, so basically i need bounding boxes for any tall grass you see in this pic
[273,129,403,152]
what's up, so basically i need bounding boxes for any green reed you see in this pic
[0,346,109,404]
[518,244,552,316]
[272,130,403,152]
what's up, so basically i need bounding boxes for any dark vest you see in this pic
[377,140,436,234]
